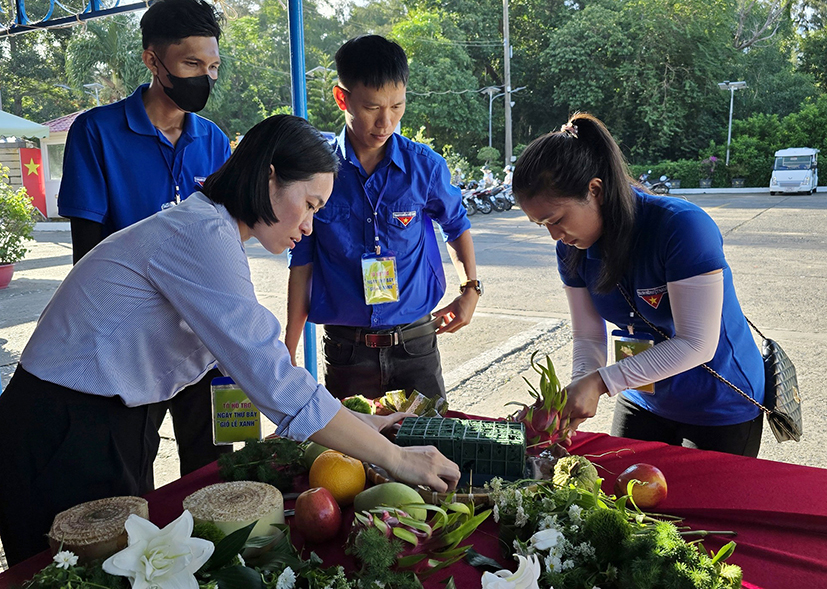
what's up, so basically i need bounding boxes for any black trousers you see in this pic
[150,367,231,477]
[322,320,446,400]
[612,394,763,457]
[0,367,162,566]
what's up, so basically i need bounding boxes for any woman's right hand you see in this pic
[562,371,608,436]
[386,446,461,493]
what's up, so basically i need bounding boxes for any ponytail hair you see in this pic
[512,113,636,293]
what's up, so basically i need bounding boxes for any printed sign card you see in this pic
[211,376,262,445]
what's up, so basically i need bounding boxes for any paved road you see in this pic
[1,191,825,477]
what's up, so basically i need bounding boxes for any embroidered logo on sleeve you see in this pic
[392,211,417,226]
[637,285,668,309]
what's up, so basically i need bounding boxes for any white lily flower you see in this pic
[481,554,542,589]
[530,527,564,552]
[102,510,214,589]
[53,550,78,569]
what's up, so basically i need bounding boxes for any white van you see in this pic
[770,148,819,194]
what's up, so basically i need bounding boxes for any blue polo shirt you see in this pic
[558,190,764,426]
[58,84,231,238]
[288,128,471,329]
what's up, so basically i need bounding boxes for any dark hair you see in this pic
[141,0,222,51]
[335,35,409,90]
[512,113,637,294]
[202,115,339,227]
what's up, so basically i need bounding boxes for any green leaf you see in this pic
[211,565,264,589]
[207,521,257,570]
[245,550,302,571]
[392,526,420,545]
[711,541,737,565]
[441,577,458,589]
[440,510,490,547]
[397,553,429,568]
[243,535,277,549]
[444,502,471,515]
[397,515,433,533]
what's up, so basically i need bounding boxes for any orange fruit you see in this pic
[308,450,366,506]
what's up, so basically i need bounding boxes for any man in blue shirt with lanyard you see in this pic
[286,35,480,401]
[57,0,231,478]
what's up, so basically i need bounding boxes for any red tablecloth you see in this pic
[2,430,826,589]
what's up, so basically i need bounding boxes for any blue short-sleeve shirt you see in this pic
[288,128,471,329]
[558,190,764,426]
[58,84,231,238]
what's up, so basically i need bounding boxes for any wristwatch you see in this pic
[459,279,483,296]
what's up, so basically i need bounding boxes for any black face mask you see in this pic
[155,54,215,113]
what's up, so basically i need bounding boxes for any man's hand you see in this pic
[433,289,479,334]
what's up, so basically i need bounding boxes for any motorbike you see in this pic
[474,183,511,212]
[460,187,477,215]
[650,174,672,195]
[501,185,516,207]
[638,170,672,195]
[462,181,492,214]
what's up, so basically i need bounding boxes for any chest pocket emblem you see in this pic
[392,211,417,227]
[194,176,206,187]
[637,285,667,309]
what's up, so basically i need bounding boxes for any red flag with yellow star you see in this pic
[19,148,47,217]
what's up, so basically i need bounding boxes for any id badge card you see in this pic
[611,330,656,394]
[210,376,262,445]
[361,253,399,305]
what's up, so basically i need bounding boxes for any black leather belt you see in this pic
[324,316,442,349]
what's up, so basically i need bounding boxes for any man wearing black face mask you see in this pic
[58,0,232,481]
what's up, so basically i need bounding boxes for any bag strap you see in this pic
[615,283,772,417]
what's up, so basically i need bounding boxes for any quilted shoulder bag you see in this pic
[616,285,803,443]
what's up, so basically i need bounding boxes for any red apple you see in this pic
[614,463,668,509]
[293,487,342,543]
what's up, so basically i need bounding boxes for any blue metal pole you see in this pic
[287,0,318,379]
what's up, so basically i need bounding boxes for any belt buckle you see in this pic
[364,332,398,348]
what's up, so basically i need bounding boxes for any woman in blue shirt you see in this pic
[512,113,764,457]
[0,115,460,566]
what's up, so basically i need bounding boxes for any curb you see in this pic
[673,186,824,195]
[34,221,71,231]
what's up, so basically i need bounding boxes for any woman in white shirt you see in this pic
[0,115,460,566]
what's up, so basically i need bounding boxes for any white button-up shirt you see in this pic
[20,192,340,441]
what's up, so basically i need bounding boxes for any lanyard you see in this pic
[358,164,393,255]
[156,137,182,205]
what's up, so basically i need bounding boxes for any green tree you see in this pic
[65,15,148,104]
[201,0,345,137]
[341,0,408,38]
[799,29,827,90]
[391,8,486,155]
[776,94,827,151]
[0,29,82,121]
[306,60,343,133]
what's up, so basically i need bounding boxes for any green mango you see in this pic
[353,482,427,520]
[302,442,330,470]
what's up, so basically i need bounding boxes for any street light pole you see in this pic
[503,0,512,166]
[717,80,747,166]
[83,82,103,107]
[483,86,503,148]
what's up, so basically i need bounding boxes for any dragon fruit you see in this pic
[506,351,571,447]
[348,500,490,579]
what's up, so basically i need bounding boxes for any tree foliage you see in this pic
[391,8,486,154]
[65,16,148,103]
[0,0,824,173]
